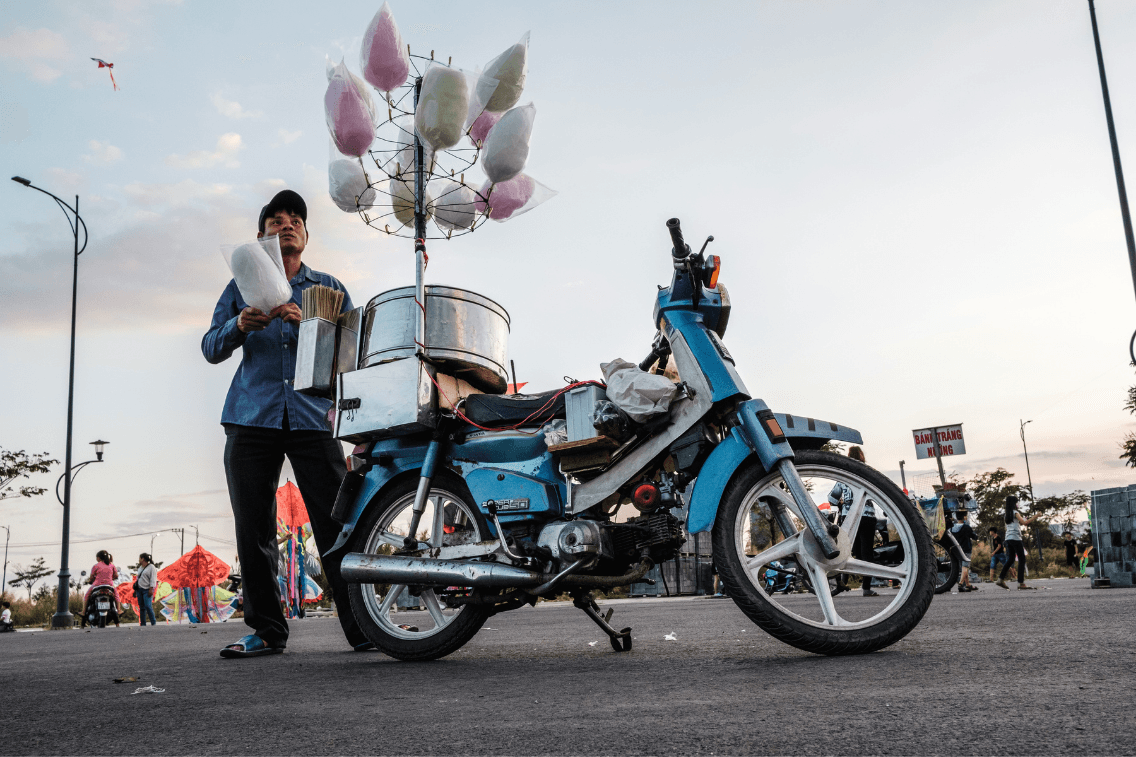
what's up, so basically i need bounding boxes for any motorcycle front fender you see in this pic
[686,405,865,534]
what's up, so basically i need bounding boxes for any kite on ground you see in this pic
[90,58,118,90]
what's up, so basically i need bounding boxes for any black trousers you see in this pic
[852,516,876,591]
[223,423,364,648]
[1000,539,1027,582]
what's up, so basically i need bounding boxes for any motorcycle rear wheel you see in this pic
[346,474,491,661]
[712,451,935,655]
[932,539,961,594]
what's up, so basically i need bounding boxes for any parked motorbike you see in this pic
[327,218,936,660]
[81,585,120,629]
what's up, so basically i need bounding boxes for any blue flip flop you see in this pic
[220,634,284,658]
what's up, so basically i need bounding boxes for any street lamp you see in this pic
[12,175,93,629]
[1019,420,1043,560]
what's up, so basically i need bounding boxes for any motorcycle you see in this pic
[326,218,936,660]
[81,585,120,629]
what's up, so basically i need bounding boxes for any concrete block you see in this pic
[1108,571,1134,587]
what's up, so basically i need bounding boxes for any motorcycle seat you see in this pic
[462,389,568,427]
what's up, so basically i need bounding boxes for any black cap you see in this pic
[258,189,307,233]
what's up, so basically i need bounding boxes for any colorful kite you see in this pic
[276,481,323,618]
[90,58,118,90]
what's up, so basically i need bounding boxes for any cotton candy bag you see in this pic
[414,65,470,152]
[475,173,556,222]
[325,59,376,157]
[476,33,529,114]
[481,103,535,184]
[328,146,377,212]
[360,2,410,92]
[468,108,502,147]
[432,183,478,231]
[390,177,433,226]
[220,235,293,313]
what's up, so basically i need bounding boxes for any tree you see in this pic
[1030,491,1090,545]
[965,468,1032,535]
[0,448,57,501]
[1119,383,1136,467]
[11,558,53,600]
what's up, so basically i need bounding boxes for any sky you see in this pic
[3,0,1136,581]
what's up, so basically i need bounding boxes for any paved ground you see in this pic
[1,577,1132,756]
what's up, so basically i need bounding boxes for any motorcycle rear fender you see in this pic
[687,403,864,533]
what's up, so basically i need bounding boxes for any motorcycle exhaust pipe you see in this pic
[340,552,548,589]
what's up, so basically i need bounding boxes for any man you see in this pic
[988,526,1007,583]
[950,511,980,592]
[202,189,367,657]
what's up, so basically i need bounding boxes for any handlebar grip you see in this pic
[638,351,659,372]
[667,218,688,259]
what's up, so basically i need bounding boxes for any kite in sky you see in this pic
[91,58,118,90]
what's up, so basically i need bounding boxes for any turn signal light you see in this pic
[633,484,660,508]
[706,255,721,289]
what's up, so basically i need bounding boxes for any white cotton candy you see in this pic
[328,158,376,212]
[481,103,536,185]
[221,236,293,313]
[476,33,529,113]
[390,177,433,226]
[360,2,410,92]
[432,183,478,231]
[414,65,469,152]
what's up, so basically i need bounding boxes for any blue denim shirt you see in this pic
[202,263,353,430]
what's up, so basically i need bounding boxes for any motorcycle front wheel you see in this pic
[933,539,961,594]
[346,473,491,661]
[712,451,935,655]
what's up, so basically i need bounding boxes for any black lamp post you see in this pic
[11,175,94,629]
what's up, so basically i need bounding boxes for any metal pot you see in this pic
[360,285,510,393]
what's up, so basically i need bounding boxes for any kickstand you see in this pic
[573,593,632,652]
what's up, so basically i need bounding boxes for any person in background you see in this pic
[0,601,13,632]
[989,527,1008,583]
[1063,532,1078,574]
[134,553,158,627]
[86,550,122,616]
[830,446,879,597]
[997,495,1038,590]
[951,511,981,592]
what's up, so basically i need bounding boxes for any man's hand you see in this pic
[237,307,273,333]
[269,302,302,326]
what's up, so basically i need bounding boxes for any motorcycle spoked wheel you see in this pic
[932,540,961,594]
[712,451,935,656]
[346,474,491,661]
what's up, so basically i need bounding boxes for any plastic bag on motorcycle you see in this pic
[600,359,678,424]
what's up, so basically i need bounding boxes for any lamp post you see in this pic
[1,525,10,597]
[12,175,95,629]
[1019,420,1043,561]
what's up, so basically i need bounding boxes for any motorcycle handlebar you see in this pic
[667,217,688,259]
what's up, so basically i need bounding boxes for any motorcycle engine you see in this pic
[536,520,611,565]
[607,512,685,565]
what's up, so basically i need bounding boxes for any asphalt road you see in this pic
[1,577,1132,756]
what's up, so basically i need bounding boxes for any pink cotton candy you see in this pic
[468,109,502,147]
[325,65,374,157]
[360,2,410,92]
[476,174,534,221]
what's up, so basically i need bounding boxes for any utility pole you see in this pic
[1020,419,1044,561]
[1,525,10,597]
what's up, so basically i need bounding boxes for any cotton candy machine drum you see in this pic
[359,285,510,393]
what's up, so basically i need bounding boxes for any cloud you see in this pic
[278,128,302,144]
[211,93,261,120]
[165,132,243,169]
[0,179,255,334]
[83,140,124,166]
[0,27,70,82]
